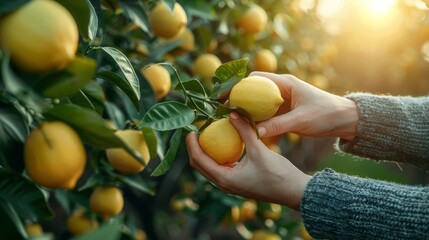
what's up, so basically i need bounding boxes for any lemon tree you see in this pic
[2,0,426,239]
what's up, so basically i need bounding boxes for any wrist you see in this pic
[335,97,358,141]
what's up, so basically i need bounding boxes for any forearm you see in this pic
[300,169,429,239]
[336,93,429,169]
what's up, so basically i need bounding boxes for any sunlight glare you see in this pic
[361,0,396,16]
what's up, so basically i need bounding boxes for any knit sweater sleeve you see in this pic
[336,93,429,170]
[300,168,429,239]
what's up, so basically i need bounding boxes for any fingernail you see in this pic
[230,112,239,119]
[258,127,266,137]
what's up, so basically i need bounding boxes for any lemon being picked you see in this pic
[229,76,284,122]
[24,121,86,189]
[149,2,187,39]
[106,130,150,174]
[236,5,268,35]
[198,118,244,165]
[90,186,124,218]
[141,65,171,100]
[0,0,78,73]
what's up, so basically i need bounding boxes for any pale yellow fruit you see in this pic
[229,76,284,122]
[135,229,147,240]
[25,223,43,237]
[66,210,98,236]
[232,200,258,223]
[107,130,150,174]
[262,203,282,220]
[193,54,222,83]
[167,27,195,52]
[251,230,282,240]
[149,2,187,39]
[90,186,124,218]
[198,118,244,165]
[253,49,278,72]
[287,132,301,144]
[0,0,78,73]
[236,5,268,35]
[24,121,86,189]
[141,65,171,100]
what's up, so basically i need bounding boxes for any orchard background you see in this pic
[1,0,429,239]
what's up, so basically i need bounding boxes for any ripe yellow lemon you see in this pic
[251,230,282,240]
[24,121,86,189]
[141,65,171,100]
[198,118,244,165]
[193,54,222,84]
[106,130,150,174]
[149,2,187,39]
[66,209,98,236]
[229,76,284,122]
[90,186,124,218]
[166,27,195,52]
[25,223,43,237]
[236,5,268,35]
[0,0,78,73]
[262,203,282,220]
[253,49,278,72]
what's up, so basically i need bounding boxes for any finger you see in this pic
[229,112,261,147]
[185,132,230,180]
[256,111,300,138]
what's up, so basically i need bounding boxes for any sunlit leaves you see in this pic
[139,102,195,131]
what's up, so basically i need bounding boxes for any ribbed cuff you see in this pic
[336,93,429,170]
[300,168,429,239]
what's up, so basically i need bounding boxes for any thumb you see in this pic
[229,112,260,148]
[256,112,300,137]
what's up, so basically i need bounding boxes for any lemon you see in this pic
[166,27,195,52]
[262,203,282,220]
[149,2,187,39]
[236,5,268,35]
[141,65,171,100]
[66,209,98,236]
[253,49,278,72]
[252,230,282,240]
[24,121,86,189]
[25,223,43,237]
[229,76,284,122]
[106,130,150,174]
[90,186,124,218]
[198,118,244,165]
[193,54,222,85]
[0,0,78,73]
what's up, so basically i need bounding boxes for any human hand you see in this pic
[186,112,311,211]
[251,72,358,141]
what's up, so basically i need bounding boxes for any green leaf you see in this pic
[57,0,98,41]
[99,47,140,110]
[73,215,123,240]
[43,104,146,165]
[1,51,51,112]
[214,58,249,83]
[35,57,97,98]
[150,129,182,177]
[174,79,207,96]
[210,76,240,98]
[104,101,126,130]
[119,1,152,36]
[117,174,155,196]
[69,81,105,114]
[139,102,195,131]
[96,71,140,111]
[0,201,26,240]
[142,128,158,160]
[0,0,29,15]
[0,171,54,221]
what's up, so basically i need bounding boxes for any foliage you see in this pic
[1,0,428,239]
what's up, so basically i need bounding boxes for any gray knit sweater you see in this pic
[300,93,429,239]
